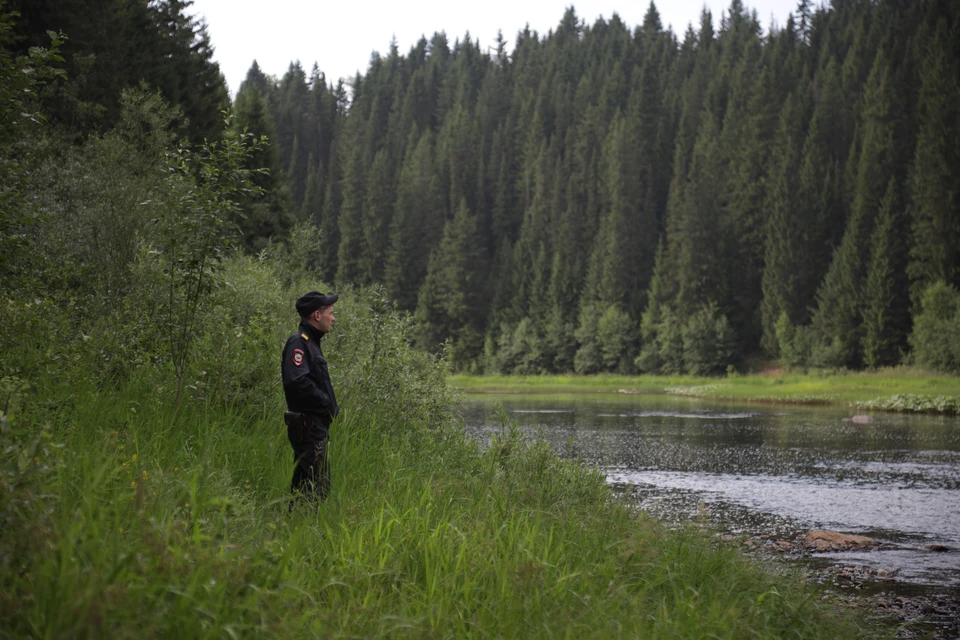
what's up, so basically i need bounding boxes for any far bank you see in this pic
[450,369,960,415]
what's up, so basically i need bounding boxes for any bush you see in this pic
[597,304,636,373]
[635,306,734,375]
[682,304,735,375]
[573,304,602,374]
[909,281,960,373]
[775,312,817,368]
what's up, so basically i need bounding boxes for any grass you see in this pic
[0,379,871,638]
[0,271,878,638]
[450,369,960,413]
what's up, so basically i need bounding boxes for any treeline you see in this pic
[233,0,960,374]
[6,0,960,376]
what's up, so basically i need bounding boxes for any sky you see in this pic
[189,0,800,96]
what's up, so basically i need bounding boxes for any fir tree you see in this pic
[232,83,292,251]
[862,179,909,368]
[811,49,899,367]
[335,123,367,284]
[385,133,445,310]
[414,199,488,368]
[907,18,960,306]
[362,148,395,283]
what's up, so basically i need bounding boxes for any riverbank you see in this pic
[459,390,960,638]
[1,276,874,637]
[0,384,874,638]
[450,370,960,414]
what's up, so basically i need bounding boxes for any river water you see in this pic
[459,393,960,595]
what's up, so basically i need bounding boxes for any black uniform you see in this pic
[281,321,339,499]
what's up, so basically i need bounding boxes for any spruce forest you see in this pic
[8,0,960,375]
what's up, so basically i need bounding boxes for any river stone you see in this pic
[805,530,879,551]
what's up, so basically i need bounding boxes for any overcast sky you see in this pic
[189,0,800,96]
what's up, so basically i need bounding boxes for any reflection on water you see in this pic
[460,393,960,590]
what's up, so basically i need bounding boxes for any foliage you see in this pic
[681,304,736,375]
[223,0,960,373]
[151,117,265,407]
[0,14,891,633]
[635,305,735,376]
[909,281,960,373]
[452,370,960,410]
[597,304,636,373]
[6,0,230,143]
[24,89,178,298]
[855,394,960,415]
[15,0,960,374]
[775,312,818,369]
[1,300,872,638]
[0,10,64,290]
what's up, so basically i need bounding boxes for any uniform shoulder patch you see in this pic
[292,348,305,367]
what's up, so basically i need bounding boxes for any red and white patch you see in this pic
[292,348,305,367]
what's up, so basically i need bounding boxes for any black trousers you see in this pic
[290,434,330,501]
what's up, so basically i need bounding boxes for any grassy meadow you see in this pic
[450,370,960,412]
[0,256,877,638]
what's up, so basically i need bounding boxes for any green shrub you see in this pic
[910,281,960,373]
[682,304,735,375]
[573,303,602,374]
[655,316,685,374]
[635,306,735,376]
[597,304,636,373]
[776,312,818,368]
[855,393,960,415]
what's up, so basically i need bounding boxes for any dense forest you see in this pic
[5,0,960,375]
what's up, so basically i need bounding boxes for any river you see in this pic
[459,392,960,600]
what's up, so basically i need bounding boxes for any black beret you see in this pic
[295,291,339,316]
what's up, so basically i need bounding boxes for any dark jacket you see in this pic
[281,321,339,432]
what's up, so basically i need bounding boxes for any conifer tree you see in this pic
[385,132,445,311]
[760,123,803,355]
[362,149,394,283]
[232,83,292,251]
[276,62,311,208]
[674,114,726,316]
[183,0,955,372]
[862,179,909,368]
[300,154,325,223]
[335,124,367,284]
[595,110,655,317]
[415,199,488,367]
[811,49,899,367]
[726,67,783,346]
[907,19,960,306]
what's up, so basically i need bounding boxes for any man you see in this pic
[281,291,340,501]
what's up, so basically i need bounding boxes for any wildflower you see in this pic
[130,481,137,488]
[131,454,137,461]
[174,467,178,472]
[184,503,190,508]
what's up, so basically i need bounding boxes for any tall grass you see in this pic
[1,256,871,638]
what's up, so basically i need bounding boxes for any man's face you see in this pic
[314,306,335,333]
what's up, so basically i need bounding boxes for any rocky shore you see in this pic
[728,530,960,639]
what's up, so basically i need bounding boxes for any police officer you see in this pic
[281,291,340,501]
